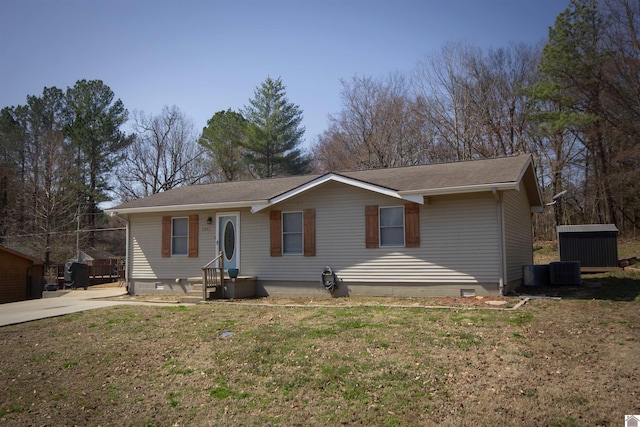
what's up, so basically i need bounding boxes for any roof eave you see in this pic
[399,182,518,197]
[402,182,545,213]
[519,155,544,208]
[0,245,43,264]
[105,200,266,215]
[399,156,544,212]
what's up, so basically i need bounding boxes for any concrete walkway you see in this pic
[0,287,181,327]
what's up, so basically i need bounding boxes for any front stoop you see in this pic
[178,276,256,303]
[178,278,205,304]
[225,277,257,299]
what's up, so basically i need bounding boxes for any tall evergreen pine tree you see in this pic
[242,77,309,178]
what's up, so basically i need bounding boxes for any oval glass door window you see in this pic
[223,220,235,261]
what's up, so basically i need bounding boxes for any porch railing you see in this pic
[202,252,224,300]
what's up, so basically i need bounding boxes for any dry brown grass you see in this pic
[1,283,639,426]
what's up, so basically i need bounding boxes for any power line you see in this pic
[2,227,125,239]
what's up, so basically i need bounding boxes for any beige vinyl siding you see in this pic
[241,181,501,284]
[128,182,505,289]
[129,212,216,279]
[503,188,533,290]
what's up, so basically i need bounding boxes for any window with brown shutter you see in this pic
[162,215,199,257]
[188,215,199,257]
[365,205,379,248]
[303,208,315,257]
[404,203,420,248]
[366,204,420,249]
[270,210,282,256]
[162,216,171,257]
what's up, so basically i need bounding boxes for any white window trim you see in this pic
[171,216,189,256]
[379,206,405,247]
[282,211,304,255]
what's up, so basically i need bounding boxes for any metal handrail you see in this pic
[202,252,224,300]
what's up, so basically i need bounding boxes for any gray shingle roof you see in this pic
[113,174,319,210]
[111,155,540,212]
[339,154,531,191]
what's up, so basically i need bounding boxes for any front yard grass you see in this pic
[1,279,639,426]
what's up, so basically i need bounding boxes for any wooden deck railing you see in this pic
[52,260,124,286]
[202,252,224,300]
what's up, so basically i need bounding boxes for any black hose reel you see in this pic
[321,266,338,292]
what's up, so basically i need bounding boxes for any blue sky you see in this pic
[0,0,568,149]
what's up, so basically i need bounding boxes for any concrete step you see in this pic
[179,295,203,304]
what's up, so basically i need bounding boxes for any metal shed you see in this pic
[557,224,619,268]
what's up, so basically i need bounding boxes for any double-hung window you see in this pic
[162,215,198,258]
[270,209,315,257]
[282,211,303,255]
[366,203,419,249]
[379,206,405,247]
[172,217,189,255]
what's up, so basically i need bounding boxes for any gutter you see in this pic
[105,200,268,215]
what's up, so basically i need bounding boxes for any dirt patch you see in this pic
[91,281,125,289]
[99,278,520,309]
[110,293,521,309]
[244,295,521,310]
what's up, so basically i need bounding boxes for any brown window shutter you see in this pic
[365,205,379,248]
[404,203,420,248]
[303,208,316,257]
[188,215,199,257]
[162,216,171,257]
[270,210,282,256]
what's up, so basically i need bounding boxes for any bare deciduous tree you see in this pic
[601,0,640,231]
[116,106,208,201]
[313,73,430,171]
[413,41,481,161]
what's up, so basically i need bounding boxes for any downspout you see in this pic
[493,187,506,297]
[123,214,131,294]
[111,212,131,294]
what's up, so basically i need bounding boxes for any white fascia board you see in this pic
[399,182,518,197]
[105,200,265,215]
[251,173,424,213]
[523,157,545,208]
[511,156,543,210]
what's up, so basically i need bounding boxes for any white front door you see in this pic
[216,213,239,271]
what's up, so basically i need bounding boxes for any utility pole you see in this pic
[76,205,81,260]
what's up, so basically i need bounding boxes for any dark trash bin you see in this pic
[65,262,90,290]
[27,275,45,299]
[64,261,73,286]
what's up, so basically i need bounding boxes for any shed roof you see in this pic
[557,224,618,233]
[78,248,118,261]
[0,245,43,264]
[109,154,543,214]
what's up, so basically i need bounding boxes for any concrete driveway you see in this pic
[0,287,180,327]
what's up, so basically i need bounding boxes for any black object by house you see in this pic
[557,224,619,268]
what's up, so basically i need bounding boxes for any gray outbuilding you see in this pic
[557,224,619,269]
